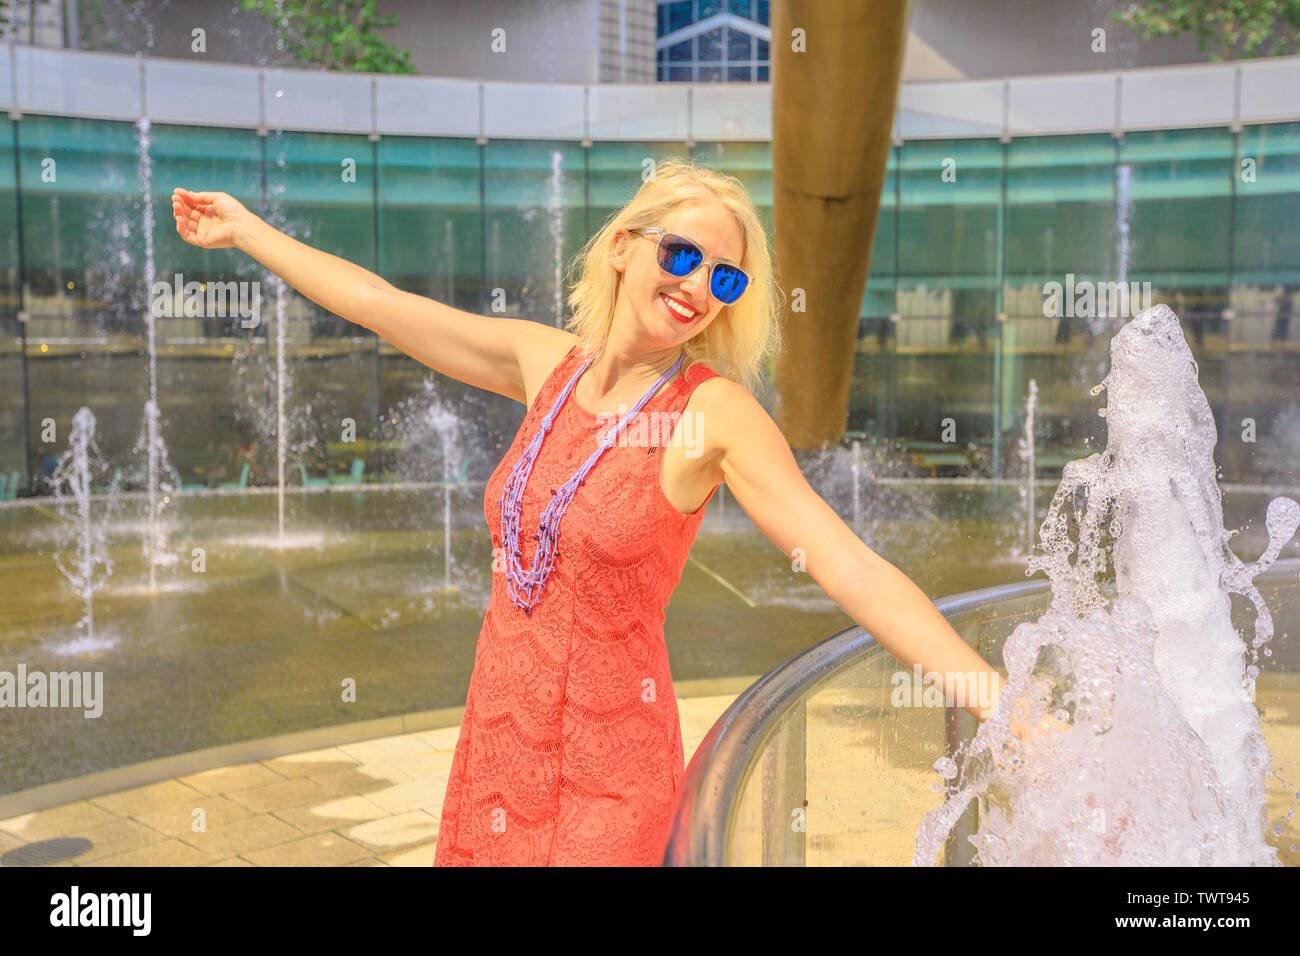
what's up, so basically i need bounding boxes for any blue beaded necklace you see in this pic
[498,345,686,616]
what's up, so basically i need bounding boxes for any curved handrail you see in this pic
[663,558,1300,866]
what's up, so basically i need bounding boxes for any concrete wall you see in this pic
[910,0,1217,77]
[35,0,658,84]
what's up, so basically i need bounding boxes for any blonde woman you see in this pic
[172,157,1007,867]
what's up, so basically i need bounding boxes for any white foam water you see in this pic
[914,304,1299,866]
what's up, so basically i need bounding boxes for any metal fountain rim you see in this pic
[662,557,1300,867]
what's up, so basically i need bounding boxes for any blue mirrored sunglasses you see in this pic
[628,227,750,305]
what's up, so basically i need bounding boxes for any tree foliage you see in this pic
[241,0,417,73]
[1113,0,1300,59]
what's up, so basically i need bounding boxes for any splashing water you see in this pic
[1014,379,1038,559]
[136,117,178,589]
[47,408,118,645]
[914,305,1300,866]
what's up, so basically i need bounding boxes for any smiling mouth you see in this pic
[660,293,698,321]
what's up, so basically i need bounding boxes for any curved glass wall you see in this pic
[4,115,1298,489]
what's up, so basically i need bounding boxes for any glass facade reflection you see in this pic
[1,117,1298,499]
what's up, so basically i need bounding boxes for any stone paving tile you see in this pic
[6,692,745,867]
[89,779,207,816]
[177,762,287,796]
[361,779,446,816]
[61,817,170,865]
[0,801,118,842]
[179,814,305,857]
[342,810,439,854]
[260,747,361,780]
[84,838,224,867]
[272,795,390,835]
[128,794,257,837]
[242,832,372,867]
[225,778,332,814]
[412,727,461,752]
[336,736,435,766]
[388,750,454,780]
[307,762,417,796]
[379,841,439,866]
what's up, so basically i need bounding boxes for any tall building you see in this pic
[656,0,771,82]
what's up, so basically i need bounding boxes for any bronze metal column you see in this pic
[771,0,911,448]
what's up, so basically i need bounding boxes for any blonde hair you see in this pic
[562,157,784,394]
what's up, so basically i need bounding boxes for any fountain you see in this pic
[1014,379,1037,559]
[45,408,117,653]
[851,439,862,527]
[386,378,472,596]
[547,149,566,327]
[135,117,179,589]
[914,304,1300,866]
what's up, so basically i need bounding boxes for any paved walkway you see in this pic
[0,693,740,866]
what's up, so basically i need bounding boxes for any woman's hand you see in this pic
[172,187,255,250]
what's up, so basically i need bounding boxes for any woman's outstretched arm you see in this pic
[171,186,571,405]
[692,376,1006,724]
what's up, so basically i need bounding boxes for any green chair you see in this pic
[91,467,122,494]
[327,457,365,486]
[297,462,330,488]
[0,473,7,500]
[218,463,251,491]
[169,465,207,493]
[6,470,16,499]
[448,459,470,484]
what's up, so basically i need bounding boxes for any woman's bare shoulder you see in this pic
[515,324,581,410]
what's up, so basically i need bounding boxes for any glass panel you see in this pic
[1002,133,1115,473]
[1008,73,1114,136]
[669,40,692,62]
[898,79,1004,138]
[19,116,147,475]
[483,81,584,140]
[263,67,373,135]
[1240,58,1300,124]
[667,0,694,32]
[1121,65,1234,132]
[1120,128,1232,447]
[589,85,692,140]
[0,116,23,494]
[692,83,770,139]
[727,66,753,83]
[482,140,586,329]
[145,59,262,130]
[728,28,754,60]
[1230,122,1300,485]
[144,122,263,488]
[896,139,1002,465]
[700,27,723,62]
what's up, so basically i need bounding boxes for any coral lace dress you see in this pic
[433,343,720,866]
